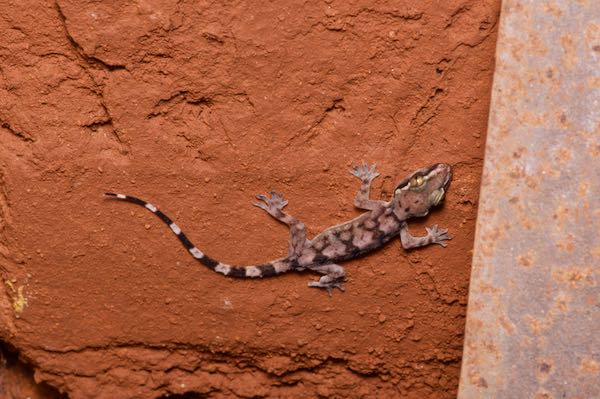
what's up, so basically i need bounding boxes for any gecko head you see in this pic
[393,163,452,217]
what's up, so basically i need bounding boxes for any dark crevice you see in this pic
[82,118,113,132]
[157,391,211,399]
[1,120,35,142]
[202,32,225,44]
[148,91,214,119]
[325,98,345,113]
[187,96,213,106]
[411,87,446,128]
[53,1,126,148]
[156,91,214,107]
[54,1,126,72]
[0,341,68,399]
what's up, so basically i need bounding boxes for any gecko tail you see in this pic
[104,192,287,278]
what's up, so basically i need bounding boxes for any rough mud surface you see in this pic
[0,1,498,398]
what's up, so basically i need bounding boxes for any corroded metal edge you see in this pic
[458,0,600,398]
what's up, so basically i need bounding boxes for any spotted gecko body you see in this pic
[106,163,452,294]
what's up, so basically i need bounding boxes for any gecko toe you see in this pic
[351,162,379,181]
[308,279,345,295]
[253,202,268,210]
[254,192,289,213]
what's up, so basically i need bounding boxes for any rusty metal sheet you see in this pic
[458,1,600,398]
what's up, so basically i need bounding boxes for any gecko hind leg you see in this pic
[308,264,346,296]
[254,191,308,257]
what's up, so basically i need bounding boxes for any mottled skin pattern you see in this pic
[106,163,452,294]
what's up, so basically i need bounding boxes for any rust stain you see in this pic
[579,358,600,375]
[516,250,536,267]
[588,143,600,157]
[518,215,536,230]
[552,267,596,287]
[559,34,579,70]
[512,146,527,158]
[585,21,599,44]
[526,317,544,336]
[555,234,575,253]
[524,175,540,189]
[553,292,569,313]
[468,370,489,389]
[557,112,569,128]
[551,204,570,226]
[554,147,571,163]
[498,316,515,334]
[539,362,551,374]
[543,1,563,17]
[536,359,553,383]
[578,182,589,198]
[476,377,488,388]
[533,390,553,399]
[590,246,600,258]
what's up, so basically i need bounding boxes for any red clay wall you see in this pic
[0,1,499,398]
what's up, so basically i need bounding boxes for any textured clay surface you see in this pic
[0,1,498,398]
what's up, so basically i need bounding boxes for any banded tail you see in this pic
[104,193,289,278]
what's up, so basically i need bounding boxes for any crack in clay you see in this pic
[82,118,113,132]
[54,2,127,72]
[0,120,34,143]
[445,4,472,29]
[350,7,424,21]
[411,87,445,128]
[202,32,225,44]
[450,15,499,52]
[295,7,423,39]
[52,2,129,153]
[31,343,355,374]
[148,91,214,119]
[289,98,345,145]
[41,353,459,399]
[97,100,125,146]
[29,341,459,380]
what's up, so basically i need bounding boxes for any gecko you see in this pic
[105,163,452,294]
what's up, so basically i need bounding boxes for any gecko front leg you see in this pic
[351,163,386,211]
[399,222,451,249]
[308,263,346,295]
[254,191,308,258]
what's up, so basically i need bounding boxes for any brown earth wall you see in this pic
[0,1,499,398]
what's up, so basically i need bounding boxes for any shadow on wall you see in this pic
[158,392,207,398]
[0,341,212,399]
[0,342,67,399]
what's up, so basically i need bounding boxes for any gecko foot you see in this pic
[426,224,452,247]
[308,264,346,296]
[351,162,379,182]
[254,191,288,213]
[308,279,345,296]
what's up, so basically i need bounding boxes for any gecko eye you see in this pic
[410,175,425,188]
